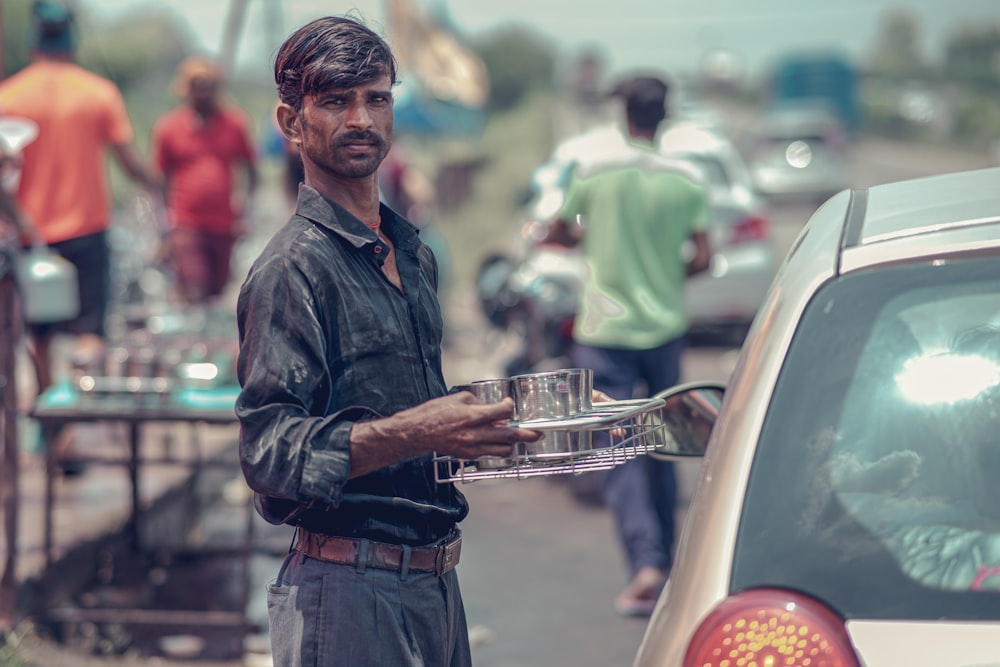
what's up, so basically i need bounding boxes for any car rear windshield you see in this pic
[683,155,731,188]
[731,255,1000,621]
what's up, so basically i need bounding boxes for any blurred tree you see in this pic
[865,8,928,81]
[2,1,192,91]
[0,0,34,77]
[76,7,194,92]
[950,90,1000,143]
[943,25,1000,90]
[471,25,556,112]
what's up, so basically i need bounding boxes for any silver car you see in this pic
[746,102,850,203]
[637,167,1000,666]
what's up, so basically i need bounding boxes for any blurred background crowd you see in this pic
[1,0,999,302]
[0,0,998,663]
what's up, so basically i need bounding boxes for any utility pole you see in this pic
[263,0,284,61]
[219,0,250,75]
[0,0,6,78]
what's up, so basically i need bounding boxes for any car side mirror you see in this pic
[644,382,725,460]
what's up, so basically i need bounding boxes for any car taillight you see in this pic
[558,316,575,342]
[683,588,861,667]
[730,215,768,244]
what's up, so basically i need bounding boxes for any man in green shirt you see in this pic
[550,74,711,616]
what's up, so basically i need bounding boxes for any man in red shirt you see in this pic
[152,56,259,305]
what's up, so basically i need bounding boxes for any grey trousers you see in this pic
[267,546,473,667]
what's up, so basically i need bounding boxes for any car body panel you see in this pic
[847,620,1000,666]
[634,168,1000,666]
[635,189,849,666]
[855,168,1000,246]
[683,242,778,325]
[840,169,1000,273]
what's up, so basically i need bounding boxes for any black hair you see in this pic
[274,15,398,111]
[32,0,76,54]
[615,75,668,131]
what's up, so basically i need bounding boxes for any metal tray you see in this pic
[434,397,667,484]
[510,398,661,430]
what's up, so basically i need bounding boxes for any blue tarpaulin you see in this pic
[393,80,484,136]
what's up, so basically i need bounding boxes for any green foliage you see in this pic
[471,25,556,112]
[435,90,558,283]
[76,7,194,92]
[1,1,191,84]
[865,8,929,81]
[944,25,1000,89]
[862,96,922,141]
[1,0,35,76]
[950,90,1000,146]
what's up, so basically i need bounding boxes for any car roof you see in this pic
[853,168,1000,246]
[658,121,735,157]
[796,168,1000,279]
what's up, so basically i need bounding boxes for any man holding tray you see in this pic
[234,15,541,667]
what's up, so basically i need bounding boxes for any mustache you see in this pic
[335,130,385,147]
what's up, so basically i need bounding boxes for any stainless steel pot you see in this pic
[511,368,594,461]
[453,378,512,405]
[451,377,515,469]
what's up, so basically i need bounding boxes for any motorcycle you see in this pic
[475,209,584,377]
[475,223,606,506]
[476,134,621,377]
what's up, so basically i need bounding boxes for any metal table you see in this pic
[29,381,259,639]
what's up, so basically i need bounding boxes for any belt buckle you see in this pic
[435,536,462,576]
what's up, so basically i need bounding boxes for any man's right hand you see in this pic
[348,392,543,478]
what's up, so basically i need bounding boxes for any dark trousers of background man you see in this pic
[570,336,684,577]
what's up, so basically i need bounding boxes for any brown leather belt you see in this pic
[294,527,462,576]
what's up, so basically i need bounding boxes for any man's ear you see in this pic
[275,103,301,146]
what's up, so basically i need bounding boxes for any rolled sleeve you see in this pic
[297,409,373,505]
[236,250,367,508]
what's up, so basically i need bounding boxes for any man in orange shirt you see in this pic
[152,56,258,305]
[0,0,155,394]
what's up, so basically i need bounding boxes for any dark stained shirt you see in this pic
[235,185,468,546]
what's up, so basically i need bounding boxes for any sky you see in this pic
[81,0,1000,82]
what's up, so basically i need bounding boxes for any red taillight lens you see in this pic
[684,589,860,667]
[730,215,768,244]
[558,316,575,342]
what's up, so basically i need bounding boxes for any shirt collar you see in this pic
[294,184,422,253]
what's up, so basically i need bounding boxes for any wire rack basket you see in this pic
[434,397,667,483]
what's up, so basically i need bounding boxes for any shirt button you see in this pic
[374,245,383,254]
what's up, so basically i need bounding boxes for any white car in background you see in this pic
[658,122,779,341]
